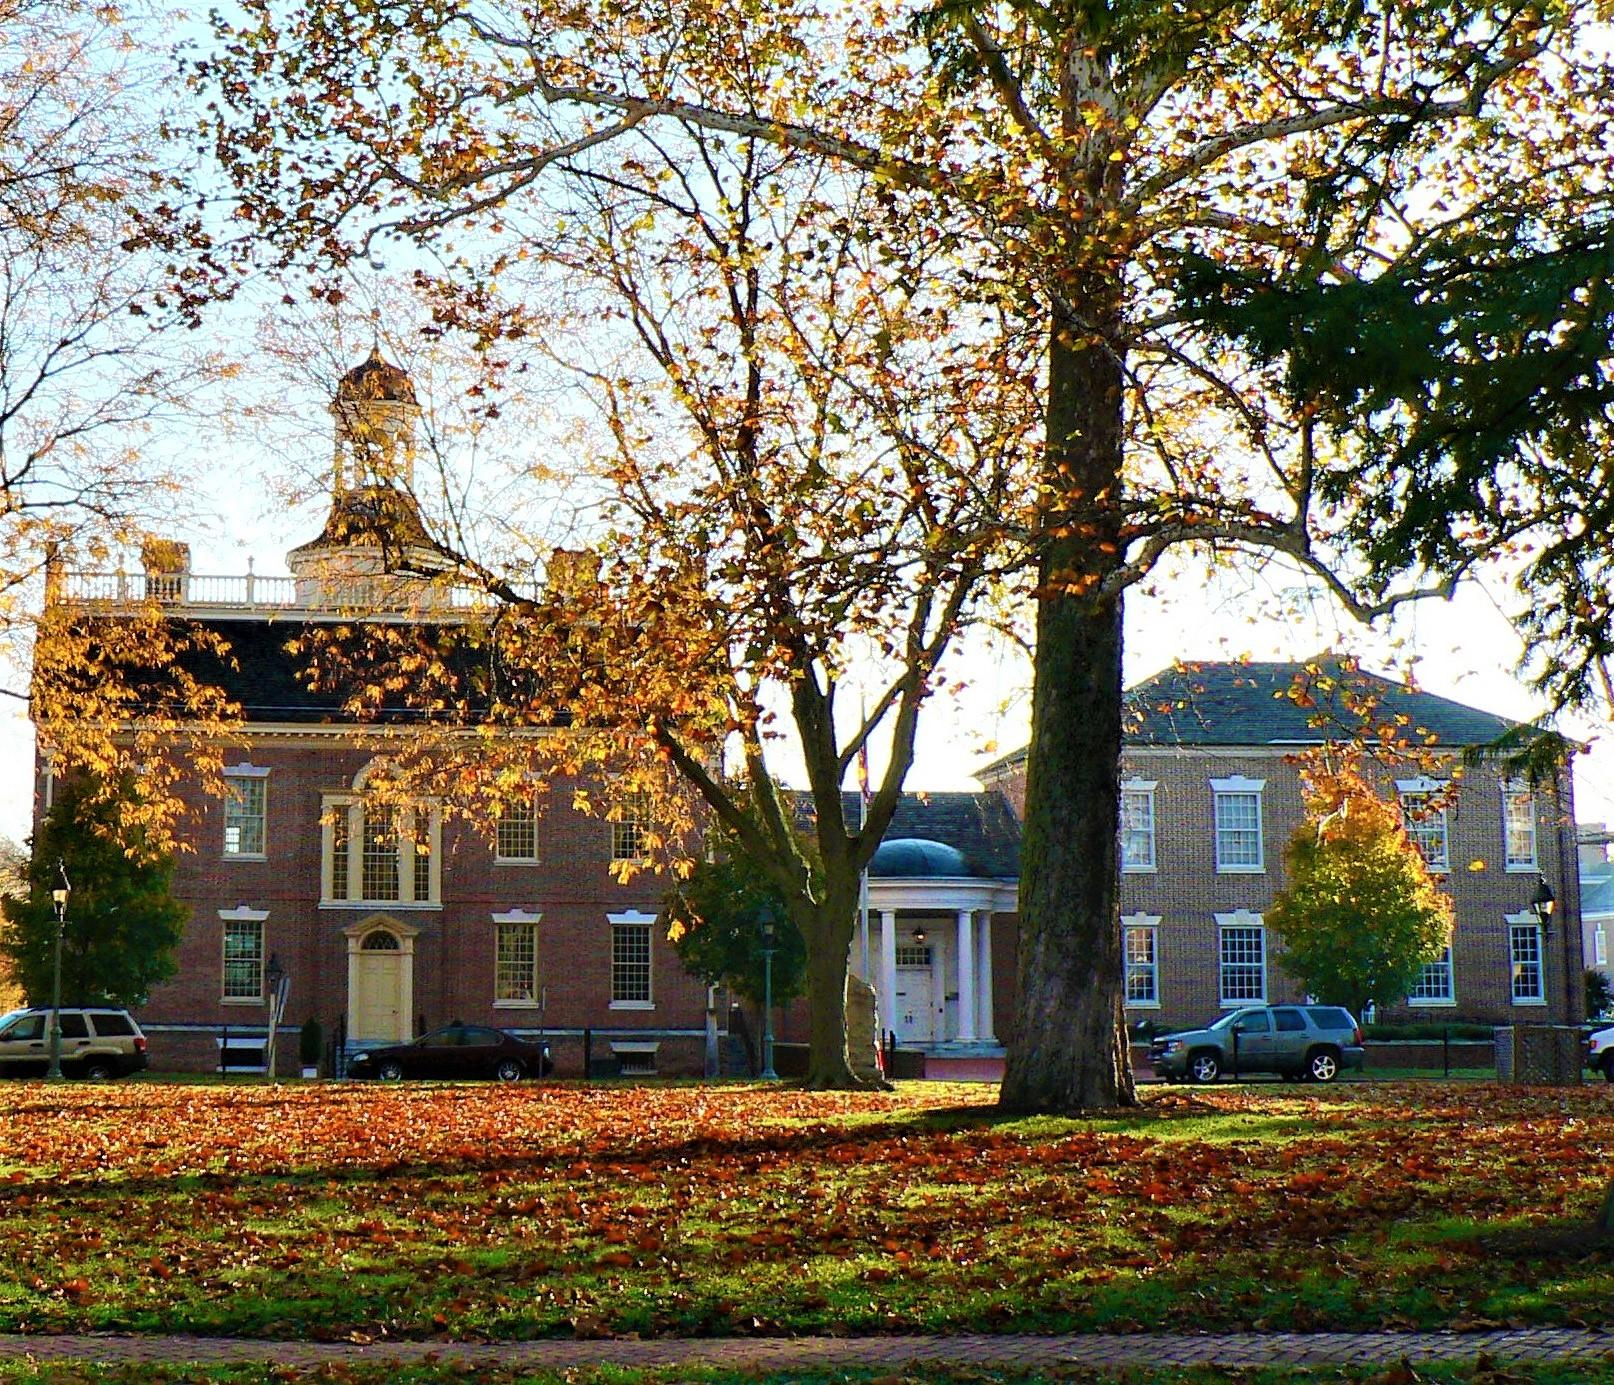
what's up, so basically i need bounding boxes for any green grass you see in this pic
[2,1080,1614,1341]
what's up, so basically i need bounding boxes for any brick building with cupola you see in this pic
[30,352,1586,1075]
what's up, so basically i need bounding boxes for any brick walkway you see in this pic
[1,1329,1612,1372]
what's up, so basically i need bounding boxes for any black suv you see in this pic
[1148,1005,1365,1083]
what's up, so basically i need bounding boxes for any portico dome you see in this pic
[869,837,977,878]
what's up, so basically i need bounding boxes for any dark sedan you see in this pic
[347,1024,552,1082]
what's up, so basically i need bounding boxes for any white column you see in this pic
[879,910,898,1045]
[976,912,995,1042]
[929,933,946,1042]
[956,909,977,1042]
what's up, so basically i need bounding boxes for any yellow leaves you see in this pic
[1468,858,1488,872]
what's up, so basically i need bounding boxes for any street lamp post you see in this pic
[46,864,69,1083]
[758,905,779,1081]
[263,953,287,1082]
[1531,874,1561,1017]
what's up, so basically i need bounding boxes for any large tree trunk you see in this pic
[999,298,1138,1114]
[801,897,871,1089]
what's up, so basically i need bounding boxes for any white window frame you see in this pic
[493,909,542,1007]
[496,794,540,864]
[1120,780,1157,873]
[611,1041,660,1075]
[1211,777,1265,873]
[1507,910,1546,1006]
[608,908,656,1009]
[1397,777,1450,874]
[1598,926,1609,969]
[321,787,442,908]
[222,763,269,859]
[219,906,269,1005]
[610,790,652,864]
[1502,783,1537,872]
[1215,910,1267,1006]
[1406,944,1455,1006]
[1121,913,1160,1008]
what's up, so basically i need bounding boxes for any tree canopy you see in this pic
[1267,761,1456,1020]
[187,0,1614,1109]
[1,776,187,1007]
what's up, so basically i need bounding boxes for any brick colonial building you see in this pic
[31,354,1584,1069]
[980,661,1585,1030]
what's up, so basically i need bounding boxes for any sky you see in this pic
[5,444,1611,849]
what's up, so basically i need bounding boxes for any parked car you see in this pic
[1148,1005,1365,1084]
[346,1024,552,1082]
[1585,1024,1614,1080]
[0,1007,149,1079]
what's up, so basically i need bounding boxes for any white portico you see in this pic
[856,838,1016,1051]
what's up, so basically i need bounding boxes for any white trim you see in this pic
[1396,776,1444,794]
[493,908,543,925]
[1501,784,1538,873]
[1212,782,1265,873]
[1215,911,1267,1007]
[1209,775,1266,792]
[1121,914,1162,1010]
[218,905,270,922]
[222,762,271,777]
[610,1041,661,1054]
[1121,778,1158,792]
[1120,782,1158,874]
[493,911,542,1008]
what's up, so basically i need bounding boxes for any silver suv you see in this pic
[0,1007,149,1079]
[1148,1005,1365,1083]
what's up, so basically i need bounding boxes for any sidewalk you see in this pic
[2,1328,1612,1372]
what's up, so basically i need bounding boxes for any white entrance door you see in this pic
[894,966,934,1044]
[350,929,409,1042]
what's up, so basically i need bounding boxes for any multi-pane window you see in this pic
[1398,781,1450,872]
[323,795,440,905]
[894,943,932,967]
[1120,782,1157,872]
[1509,921,1545,1003]
[611,792,651,863]
[223,773,266,856]
[611,921,653,1005]
[222,918,264,1001]
[1218,922,1266,1004]
[1212,779,1264,872]
[495,923,539,1004]
[1407,945,1454,1004]
[1123,922,1158,1005]
[497,797,538,861]
[362,803,400,901]
[1503,787,1537,871]
[1599,928,1609,968]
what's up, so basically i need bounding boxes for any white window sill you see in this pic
[221,996,264,1007]
[1407,998,1457,1008]
[222,853,268,862]
[319,900,442,911]
[1505,863,1539,874]
[609,1000,655,1011]
[495,857,540,866]
[1511,998,1548,1007]
[493,999,542,1009]
[1220,998,1266,1008]
[1124,999,1161,1010]
[1215,865,1265,875]
[1121,864,1157,875]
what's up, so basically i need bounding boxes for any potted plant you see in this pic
[298,1017,323,1079]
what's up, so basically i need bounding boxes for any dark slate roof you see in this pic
[1583,862,1614,918]
[88,617,549,726]
[1124,659,1524,748]
[790,791,1020,878]
[981,660,1528,774]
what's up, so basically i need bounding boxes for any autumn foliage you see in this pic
[1267,761,1456,1018]
[2,1080,1614,1341]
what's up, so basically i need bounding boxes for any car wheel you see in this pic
[1601,1054,1614,1084]
[82,1061,116,1081]
[494,1058,524,1082]
[1188,1051,1221,1083]
[377,1060,405,1081]
[1306,1047,1341,1083]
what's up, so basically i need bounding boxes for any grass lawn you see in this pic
[1,1079,1612,1341]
